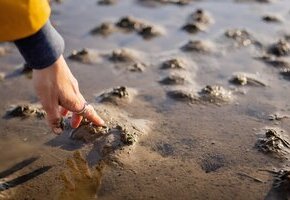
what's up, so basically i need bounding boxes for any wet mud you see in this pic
[59,151,103,200]
[2,0,290,199]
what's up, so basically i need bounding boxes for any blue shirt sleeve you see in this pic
[14,20,65,70]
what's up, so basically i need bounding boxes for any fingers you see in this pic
[60,92,105,128]
[82,104,105,126]
[70,113,83,129]
[60,107,69,116]
[45,106,63,135]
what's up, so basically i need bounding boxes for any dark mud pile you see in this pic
[1,0,290,199]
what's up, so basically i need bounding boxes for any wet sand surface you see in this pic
[1,0,290,199]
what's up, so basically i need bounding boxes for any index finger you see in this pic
[83,104,105,126]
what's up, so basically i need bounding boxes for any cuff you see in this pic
[14,20,65,70]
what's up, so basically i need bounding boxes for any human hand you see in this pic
[32,55,105,134]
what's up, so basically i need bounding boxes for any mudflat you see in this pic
[1,0,290,199]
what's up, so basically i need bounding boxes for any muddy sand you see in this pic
[1,0,290,199]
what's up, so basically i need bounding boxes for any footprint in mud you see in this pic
[255,54,290,69]
[4,104,46,119]
[167,85,233,105]
[68,48,101,64]
[200,154,226,173]
[160,58,187,70]
[96,86,137,105]
[229,73,266,87]
[181,40,214,54]
[59,151,104,200]
[267,39,290,57]
[90,22,116,36]
[224,28,261,47]
[182,9,213,34]
[255,128,290,158]
[159,74,188,85]
[97,0,117,5]
[262,14,283,23]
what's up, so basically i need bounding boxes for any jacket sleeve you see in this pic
[0,0,51,42]
[14,20,65,70]
[0,0,64,69]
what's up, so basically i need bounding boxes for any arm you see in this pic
[0,1,104,134]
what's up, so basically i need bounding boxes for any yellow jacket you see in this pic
[0,0,50,41]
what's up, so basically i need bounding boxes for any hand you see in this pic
[32,55,104,134]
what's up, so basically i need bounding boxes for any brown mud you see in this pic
[2,0,290,199]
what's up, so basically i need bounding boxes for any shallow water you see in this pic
[1,0,290,199]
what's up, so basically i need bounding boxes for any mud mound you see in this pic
[182,9,213,34]
[198,85,232,104]
[90,22,116,36]
[159,74,187,85]
[256,54,290,69]
[267,39,290,57]
[96,86,137,105]
[181,40,214,53]
[108,48,140,63]
[160,58,187,70]
[229,73,266,87]
[225,28,260,47]
[5,104,46,119]
[255,128,290,158]
[68,48,101,64]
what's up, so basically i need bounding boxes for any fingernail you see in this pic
[53,127,63,135]
[99,119,105,125]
